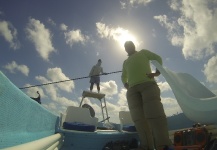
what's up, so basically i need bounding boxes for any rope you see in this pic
[19,71,122,89]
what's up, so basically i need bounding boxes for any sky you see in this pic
[0,0,217,123]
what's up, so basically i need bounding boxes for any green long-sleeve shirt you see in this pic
[121,49,162,88]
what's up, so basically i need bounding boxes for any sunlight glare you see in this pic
[113,28,138,49]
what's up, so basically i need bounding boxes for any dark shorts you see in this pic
[90,76,100,84]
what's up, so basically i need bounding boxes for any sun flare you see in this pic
[113,28,138,48]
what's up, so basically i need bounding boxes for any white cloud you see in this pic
[105,101,122,123]
[4,61,29,76]
[64,29,89,47]
[100,80,118,96]
[158,81,171,93]
[96,22,110,38]
[161,97,182,116]
[46,67,74,92]
[35,67,74,94]
[203,55,217,83]
[56,96,78,108]
[120,1,127,9]
[154,0,217,60]
[169,0,181,11]
[129,0,152,5]
[96,22,139,47]
[43,103,58,114]
[60,23,68,31]
[0,20,20,49]
[117,88,129,111]
[25,86,45,98]
[35,75,58,100]
[120,0,153,9]
[26,18,56,61]
[47,18,56,26]
[90,80,118,97]
[34,67,74,101]
[33,69,77,115]
[43,96,78,116]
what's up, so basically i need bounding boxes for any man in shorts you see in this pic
[89,59,106,93]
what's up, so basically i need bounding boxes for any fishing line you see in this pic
[19,71,122,89]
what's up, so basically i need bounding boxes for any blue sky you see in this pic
[0,0,217,123]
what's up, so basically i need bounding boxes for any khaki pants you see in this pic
[127,81,172,150]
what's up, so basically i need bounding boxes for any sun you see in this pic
[113,28,138,48]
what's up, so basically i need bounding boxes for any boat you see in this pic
[59,91,139,150]
[1,61,217,150]
[0,71,138,150]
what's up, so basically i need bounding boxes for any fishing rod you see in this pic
[19,71,122,89]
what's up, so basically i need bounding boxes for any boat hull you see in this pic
[60,130,139,150]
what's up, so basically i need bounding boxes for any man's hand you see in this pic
[124,83,129,89]
[146,70,160,79]
[146,73,156,79]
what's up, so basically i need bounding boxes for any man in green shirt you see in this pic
[121,41,172,150]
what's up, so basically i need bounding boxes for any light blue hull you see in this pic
[0,71,139,150]
[0,71,58,149]
[61,130,138,150]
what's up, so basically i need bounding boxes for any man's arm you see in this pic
[145,50,162,78]
[101,67,108,75]
[121,62,129,89]
[101,67,103,74]
[145,50,163,65]
[89,66,95,76]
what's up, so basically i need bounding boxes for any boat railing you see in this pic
[3,133,63,150]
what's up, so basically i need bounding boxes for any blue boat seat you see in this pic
[122,125,137,132]
[63,122,95,132]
